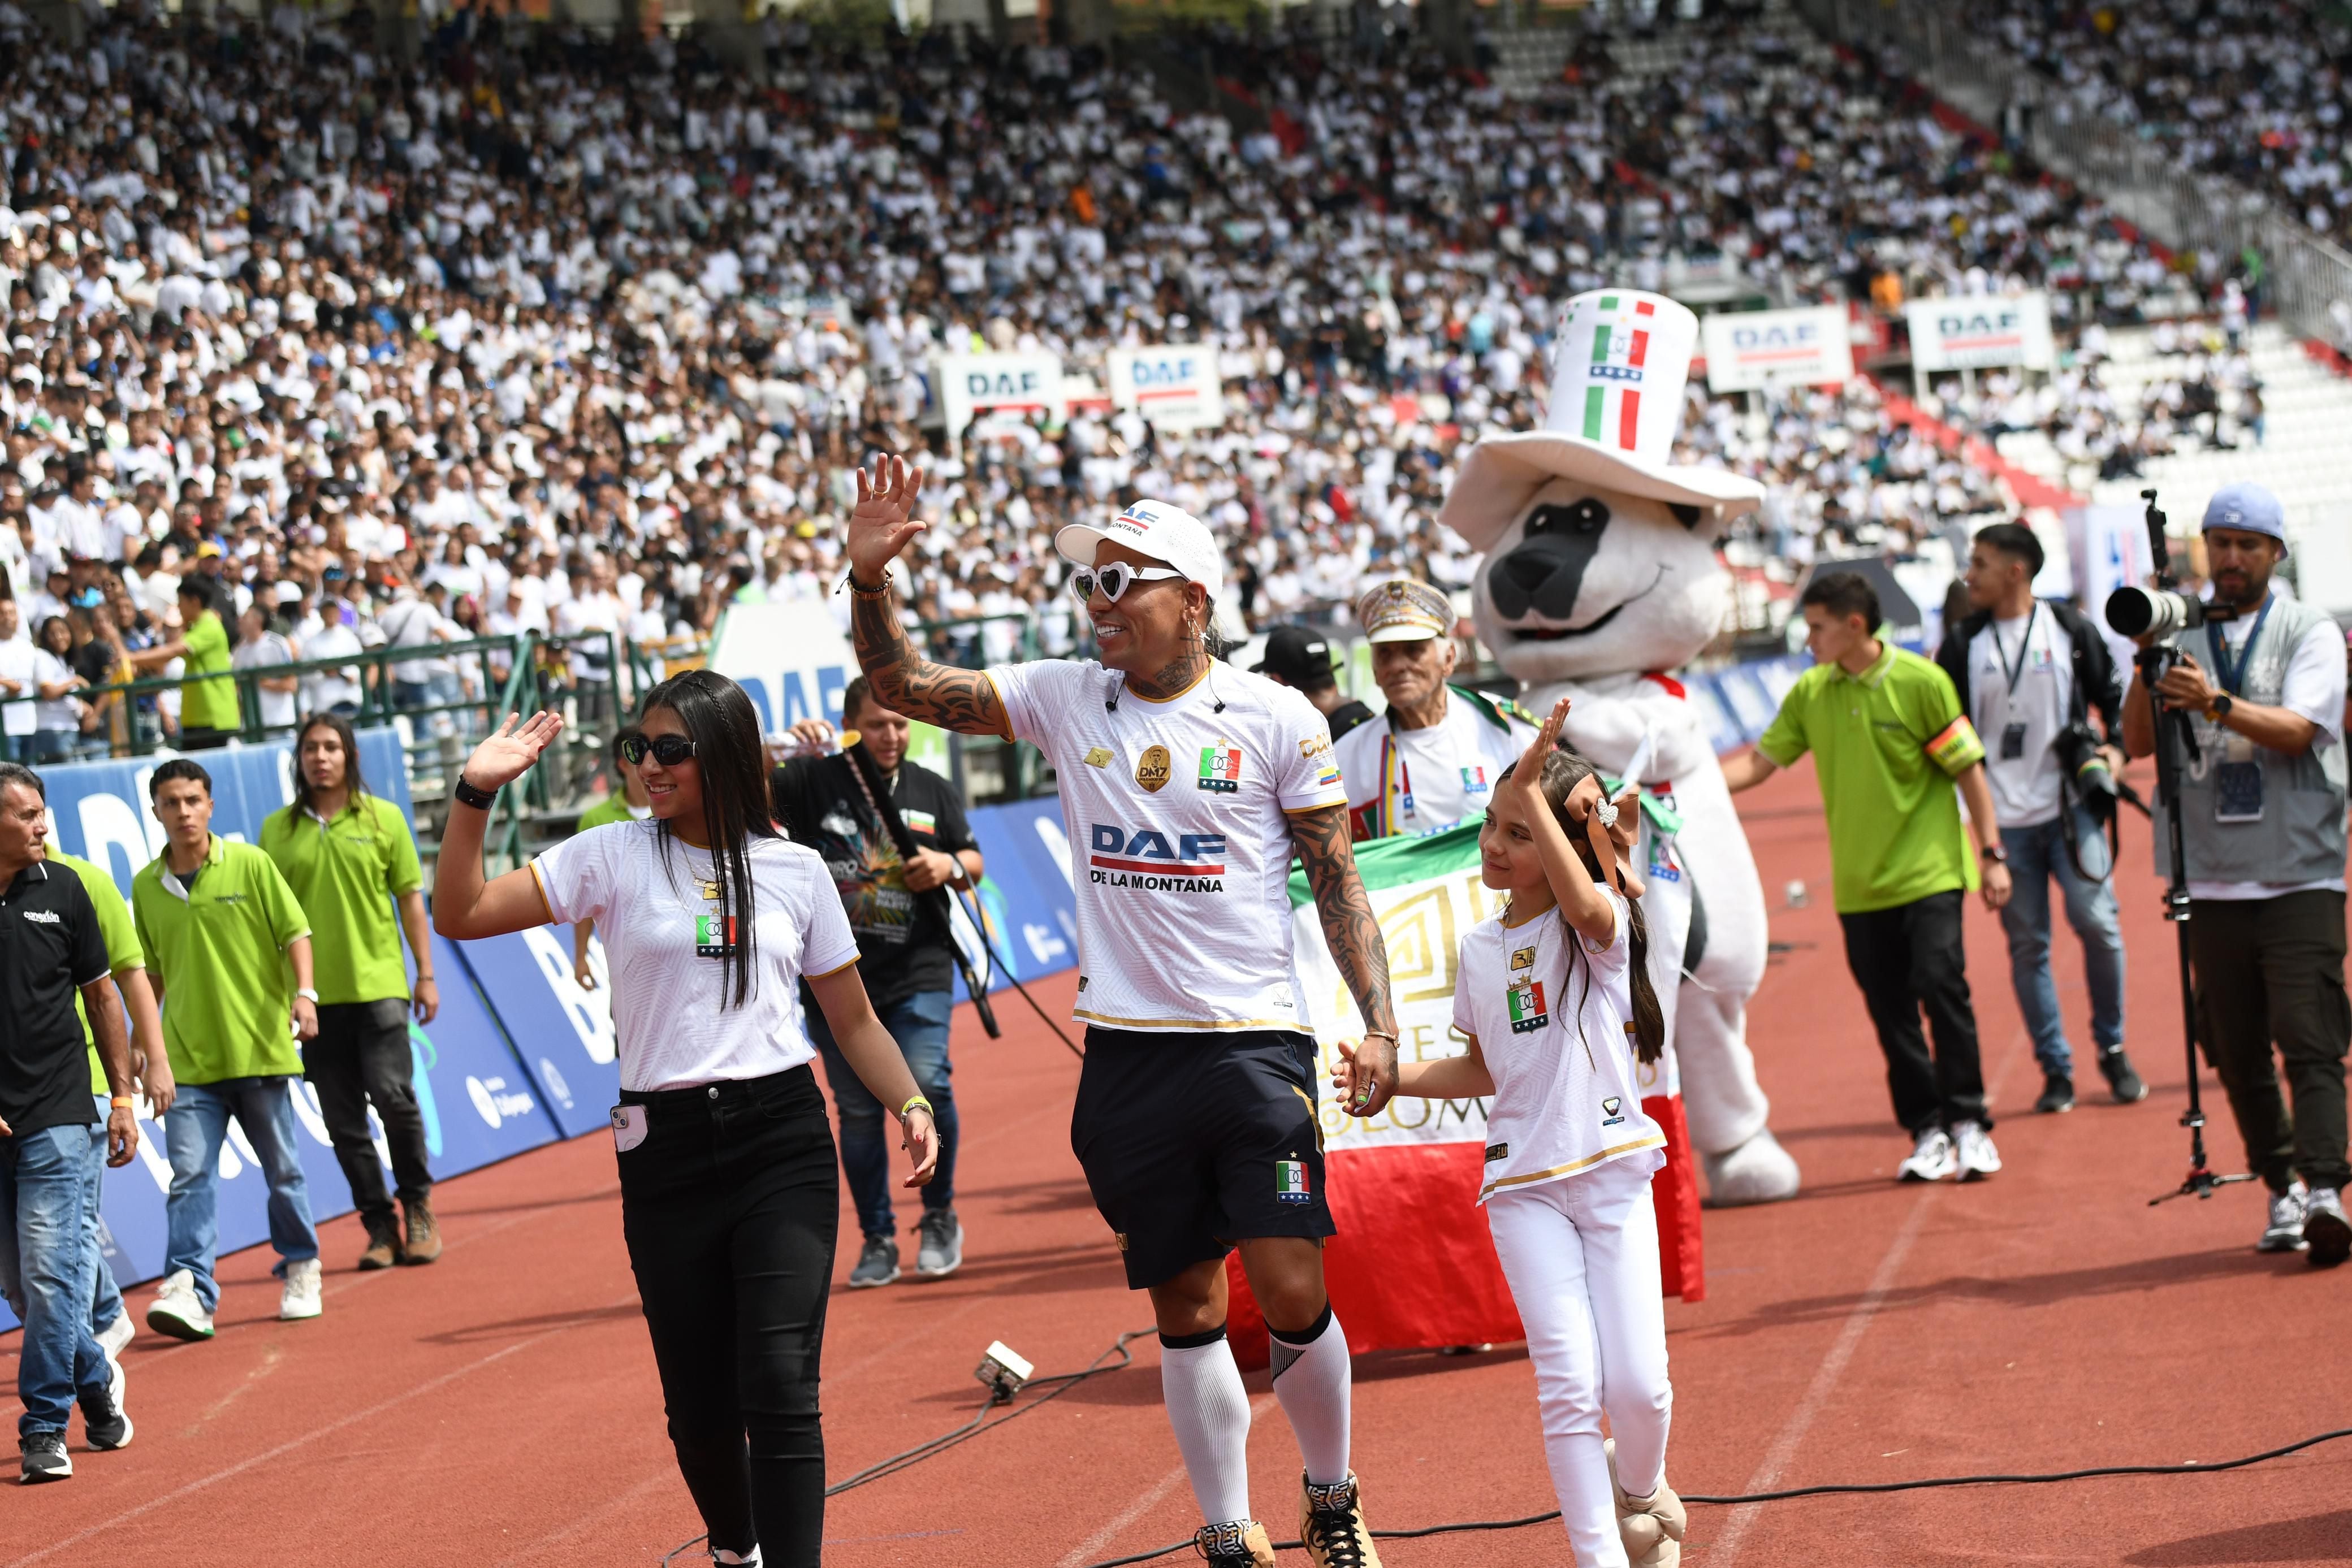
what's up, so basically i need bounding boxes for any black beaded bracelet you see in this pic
[452,774,498,811]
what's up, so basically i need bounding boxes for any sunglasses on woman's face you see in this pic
[620,734,696,767]
[1068,562,1184,604]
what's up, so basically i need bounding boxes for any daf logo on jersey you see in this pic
[1087,825,1226,893]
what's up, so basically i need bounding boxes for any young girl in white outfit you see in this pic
[1335,698,1688,1568]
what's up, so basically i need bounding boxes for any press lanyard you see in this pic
[2207,594,2273,698]
[1991,604,2037,696]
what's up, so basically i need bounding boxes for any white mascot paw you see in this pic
[1699,1127,1802,1208]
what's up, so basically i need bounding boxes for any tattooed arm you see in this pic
[1289,803,1400,1118]
[843,454,1013,739]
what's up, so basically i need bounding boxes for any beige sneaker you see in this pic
[1191,1520,1276,1566]
[1607,1437,1688,1568]
[1299,1471,1382,1568]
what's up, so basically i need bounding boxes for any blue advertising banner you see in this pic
[451,926,622,1141]
[955,797,1078,1000]
[39,729,413,889]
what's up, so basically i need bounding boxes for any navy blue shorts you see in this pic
[1072,1026,1334,1290]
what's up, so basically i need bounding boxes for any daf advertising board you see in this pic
[1104,345,1226,432]
[1698,306,1854,392]
[1905,293,2055,372]
[935,350,1065,438]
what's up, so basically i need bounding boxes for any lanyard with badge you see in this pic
[1990,604,2038,761]
[2206,594,2273,824]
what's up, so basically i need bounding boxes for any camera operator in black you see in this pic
[772,677,982,1288]
[1937,522,2146,1115]
[2120,484,2351,1267]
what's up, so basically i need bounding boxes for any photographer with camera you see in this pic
[1937,523,2147,1115]
[2118,484,2351,1267]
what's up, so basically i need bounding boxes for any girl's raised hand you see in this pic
[1507,696,1571,803]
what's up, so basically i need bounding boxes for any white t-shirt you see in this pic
[232,630,298,728]
[532,821,859,1090]
[986,659,1347,1034]
[2188,613,2350,900]
[0,637,40,737]
[1968,604,2074,829]
[302,621,365,712]
[1333,688,1534,837]
[1451,891,1667,1203]
[31,647,79,732]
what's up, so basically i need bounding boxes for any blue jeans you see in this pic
[0,1124,110,1437]
[810,988,958,1241]
[163,1077,320,1312]
[1999,811,2127,1077]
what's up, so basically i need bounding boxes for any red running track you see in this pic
[6,757,2349,1565]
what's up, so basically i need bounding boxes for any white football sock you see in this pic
[1269,1305,1351,1487]
[1160,1326,1254,1526]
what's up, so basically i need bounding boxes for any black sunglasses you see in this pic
[620,734,697,767]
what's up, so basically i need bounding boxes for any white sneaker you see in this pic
[1953,1121,2002,1181]
[1897,1128,1958,1183]
[145,1269,214,1342]
[2304,1186,2352,1268]
[96,1310,135,1362]
[2259,1181,2310,1253]
[278,1258,324,1321]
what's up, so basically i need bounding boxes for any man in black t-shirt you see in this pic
[0,763,139,1482]
[774,677,983,1288]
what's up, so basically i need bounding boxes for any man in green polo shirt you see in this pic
[1724,571,2014,1185]
[123,582,240,751]
[261,713,443,1271]
[131,759,324,1340]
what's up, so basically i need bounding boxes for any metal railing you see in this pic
[37,630,630,867]
[1799,0,2352,343]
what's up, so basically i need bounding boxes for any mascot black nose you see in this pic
[1489,498,1612,622]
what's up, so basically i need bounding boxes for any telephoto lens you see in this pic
[2105,584,2213,639]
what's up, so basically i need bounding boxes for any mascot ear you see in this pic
[1669,504,1703,529]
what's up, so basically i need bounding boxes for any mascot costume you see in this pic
[1440,288,1801,1207]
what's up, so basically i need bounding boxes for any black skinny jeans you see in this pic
[619,1066,840,1566]
[1839,889,1991,1134]
[302,999,434,1234]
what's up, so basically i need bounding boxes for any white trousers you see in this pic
[1484,1155,1673,1568]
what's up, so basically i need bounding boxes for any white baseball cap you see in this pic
[1055,499,1227,603]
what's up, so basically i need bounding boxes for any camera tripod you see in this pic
[2129,492,2258,1207]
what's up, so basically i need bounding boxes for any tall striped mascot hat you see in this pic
[1439,288,1766,553]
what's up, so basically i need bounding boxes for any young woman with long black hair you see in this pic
[434,670,938,1567]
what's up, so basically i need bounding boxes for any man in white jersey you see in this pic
[844,457,1401,1568]
[1333,578,1536,841]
